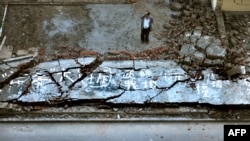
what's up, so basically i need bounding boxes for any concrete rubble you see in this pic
[0,57,250,105]
[0,0,250,107]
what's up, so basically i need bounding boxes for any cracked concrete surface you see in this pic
[1,58,250,105]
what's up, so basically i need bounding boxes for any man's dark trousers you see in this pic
[141,27,150,43]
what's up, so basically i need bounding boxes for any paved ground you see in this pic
[0,0,169,56]
[1,121,250,141]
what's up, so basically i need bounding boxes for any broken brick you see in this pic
[128,0,137,4]
[33,106,42,110]
[80,51,98,56]
[61,53,70,59]
[39,49,45,55]
[130,55,136,60]
[67,47,74,52]
[108,51,121,55]
[74,47,84,52]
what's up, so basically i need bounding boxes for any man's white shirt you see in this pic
[143,18,150,29]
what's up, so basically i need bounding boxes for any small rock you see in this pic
[169,2,182,11]
[227,66,246,76]
[0,102,8,109]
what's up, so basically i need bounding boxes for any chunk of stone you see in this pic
[183,10,191,16]
[192,29,202,38]
[190,29,202,43]
[190,35,197,43]
[184,56,191,64]
[184,32,192,38]
[212,59,223,65]
[192,51,205,64]
[179,44,196,55]
[227,66,246,76]
[230,37,238,45]
[169,2,182,11]
[164,23,172,29]
[197,36,213,50]
[171,11,182,18]
[203,59,212,66]
[191,14,197,19]
[195,26,203,30]
[206,40,226,59]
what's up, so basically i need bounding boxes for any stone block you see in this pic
[196,36,213,50]
[203,59,212,66]
[192,51,205,65]
[212,59,223,65]
[184,31,192,38]
[179,44,196,55]
[183,56,191,64]
[192,29,202,38]
[206,41,226,59]
[171,11,182,18]
[227,66,246,76]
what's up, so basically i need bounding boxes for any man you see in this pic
[141,11,153,44]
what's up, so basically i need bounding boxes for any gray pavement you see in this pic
[0,121,249,141]
[79,2,169,54]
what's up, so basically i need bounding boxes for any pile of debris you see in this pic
[162,0,248,79]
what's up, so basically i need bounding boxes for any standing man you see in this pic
[141,11,153,44]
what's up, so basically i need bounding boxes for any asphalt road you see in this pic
[0,120,249,141]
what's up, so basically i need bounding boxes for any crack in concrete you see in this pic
[44,70,63,96]
[69,57,102,89]
[104,90,126,102]
[16,76,32,100]
[148,78,191,102]
[145,89,164,103]
[1,57,38,79]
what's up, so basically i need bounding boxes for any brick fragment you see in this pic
[80,51,98,56]
[128,0,137,4]
[39,49,45,55]
[108,51,121,55]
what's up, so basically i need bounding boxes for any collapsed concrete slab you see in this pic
[151,69,250,105]
[0,58,249,105]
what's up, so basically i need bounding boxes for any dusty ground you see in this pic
[3,5,91,55]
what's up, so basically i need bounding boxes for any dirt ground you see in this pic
[2,5,91,54]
